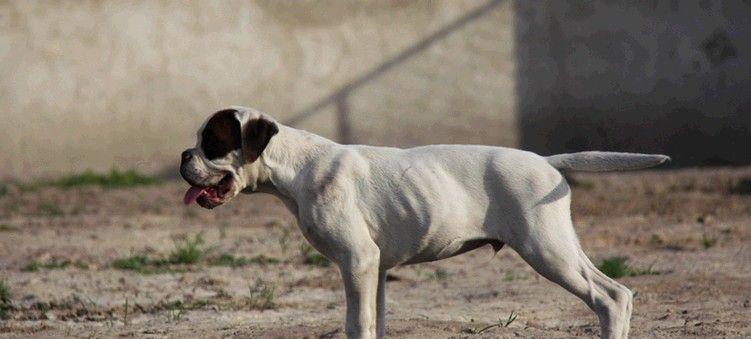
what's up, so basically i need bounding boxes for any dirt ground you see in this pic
[0,167,749,338]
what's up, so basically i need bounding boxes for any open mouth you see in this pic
[183,173,234,208]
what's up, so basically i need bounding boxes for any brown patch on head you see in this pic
[242,117,279,163]
[201,109,242,160]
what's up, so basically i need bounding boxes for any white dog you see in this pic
[180,106,669,339]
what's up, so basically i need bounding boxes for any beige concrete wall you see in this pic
[0,0,517,179]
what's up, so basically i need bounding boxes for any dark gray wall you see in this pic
[516,1,751,165]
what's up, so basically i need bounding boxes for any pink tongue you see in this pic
[183,186,208,205]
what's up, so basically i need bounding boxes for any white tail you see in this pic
[545,151,670,172]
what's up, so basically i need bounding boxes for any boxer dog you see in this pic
[180,106,669,339]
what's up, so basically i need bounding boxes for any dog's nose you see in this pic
[181,150,193,162]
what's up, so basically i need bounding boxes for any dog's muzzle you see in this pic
[179,149,235,208]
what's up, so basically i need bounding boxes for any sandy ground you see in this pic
[0,168,750,338]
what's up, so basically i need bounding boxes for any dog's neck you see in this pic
[254,124,336,202]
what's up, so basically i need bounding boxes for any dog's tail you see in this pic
[545,151,670,172]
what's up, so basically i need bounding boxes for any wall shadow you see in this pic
[515,2,751,166]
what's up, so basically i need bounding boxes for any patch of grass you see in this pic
[112,234,206,274]
[300,243,330,267]
[112,255,151,271]
[209,253,249,268]
[163,300,186,322]
[21,259,85,272]
[503,270,515,282]
[0,224,18,232]
[38,202,65,216]
[169,233,205,264]
[597,256,661,279]
[250,255,281,265]
[598,257,630,278]
[50,169,160,188]
[14,169,160,192]
[701,234,718,249]
[433,268,449,280]
[247,279,276,310]
[0,282,10,305]
[209,253,281,268]
[21,261,41,272]
[111,255,173,274]
[33,301,50,317]
[113,256,172,273]
[0,281,12,319]
[113,233,286,274]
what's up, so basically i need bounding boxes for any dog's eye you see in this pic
[201,109,241,160]
[203,135,235,161]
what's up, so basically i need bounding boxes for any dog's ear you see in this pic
[201,109,242,160]
[242,117,279,163]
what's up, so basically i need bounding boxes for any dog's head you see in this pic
[180,107,279,209]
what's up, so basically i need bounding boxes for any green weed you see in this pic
[300,243,330,267]
[209,253,249,267]
[111,255,173,274]
[250,255,281,265]
[0,224,18,232]
[247,279,276,310]
[50,169,160,188]
[597,257,661,279]
[112,255,151,271]
[21,259,86,272]
[169,233,205,265]
[15,169,160,192]
[0,281,12,319]
[434,268,449,280]
[112,234,205,274]
[209,253,281,268]
[38,203,64,216]
[701,234,718,249]
[163,300,186,322]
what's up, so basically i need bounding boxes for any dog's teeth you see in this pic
[183,186,207,205]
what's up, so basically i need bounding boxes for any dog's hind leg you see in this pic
[507,216,633,339]
[578,249,633,338]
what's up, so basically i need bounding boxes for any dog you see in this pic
[180,106,670,339]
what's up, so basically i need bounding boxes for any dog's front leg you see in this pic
[376,270,387,339]
[339,245,380,339]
